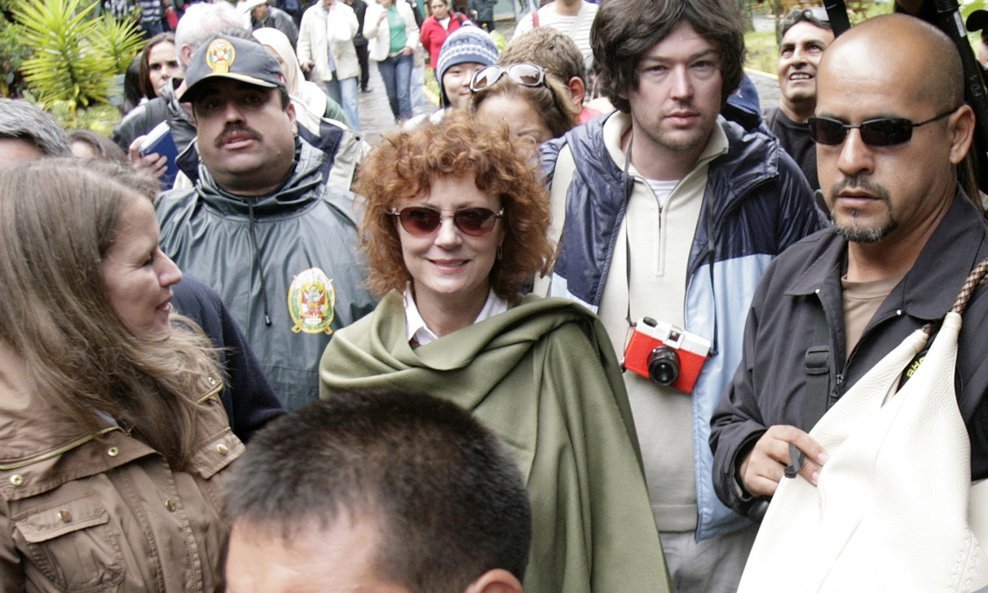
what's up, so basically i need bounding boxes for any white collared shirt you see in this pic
[403,287,508,347]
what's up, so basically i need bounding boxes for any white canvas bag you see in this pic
[739,262,988,593]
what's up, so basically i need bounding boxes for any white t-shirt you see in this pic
[512,1,598,65]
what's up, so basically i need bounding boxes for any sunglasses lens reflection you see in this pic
[396,207,500,236]
[808,117,912,147]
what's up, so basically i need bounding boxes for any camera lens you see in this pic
[648,346,680,385]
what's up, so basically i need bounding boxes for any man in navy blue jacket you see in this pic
[537,0,821,589]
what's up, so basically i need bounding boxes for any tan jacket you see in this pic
[0,343,244,593]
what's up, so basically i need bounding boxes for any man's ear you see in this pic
[462,569,524,593]
[948,104,975,166]
[180,44,194,68]
[286,100,298,135]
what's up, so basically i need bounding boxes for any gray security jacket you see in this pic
[156,139,377,410]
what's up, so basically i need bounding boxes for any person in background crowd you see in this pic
[68,129,129,161]
[471,62,577,147]
[763,7,834,191]
[366,0,420,122]
[537,0,822,590]
[253,27,352,126]
[468,0,496,31]
[157,34,376,411]
[320,111,671,593]
[122,54,147,114]
[511,0,597,67]
[242,0,299,47]
[0,98,71,163]
[224,389,532,593]
[138,0,168,37]
[419,0,467,71]
[501,27,601,124]
[345,0,373,92]
[298,0,361,129]
[112,1,245,154]
[405,24,498,128]
[139,33,183,102]
[0,159,243,593]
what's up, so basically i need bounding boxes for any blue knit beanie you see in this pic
[436,24,499,107]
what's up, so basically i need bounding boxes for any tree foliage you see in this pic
[11,0,143,115]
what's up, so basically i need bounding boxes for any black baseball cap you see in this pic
[182,34,286,102]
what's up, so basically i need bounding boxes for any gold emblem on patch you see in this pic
[288,268,336,335]
[205,38,236,74]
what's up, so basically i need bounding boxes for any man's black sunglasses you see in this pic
[807,109,957,147]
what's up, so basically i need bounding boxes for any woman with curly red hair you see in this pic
[319,110,671,593]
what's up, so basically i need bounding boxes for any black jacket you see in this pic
[111,82,196,154]
[172,276,284,441]
[710,191,988,516]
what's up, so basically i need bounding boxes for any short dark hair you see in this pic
[781,7,832,40]
[590,0,746,113]
[223,389,533,593]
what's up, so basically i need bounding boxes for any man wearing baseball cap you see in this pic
[156,34,376,412]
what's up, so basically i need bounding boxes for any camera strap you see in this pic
[620,135,718,356]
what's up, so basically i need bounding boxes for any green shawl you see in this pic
[320,291,672,593]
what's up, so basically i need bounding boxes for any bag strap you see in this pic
[950,258,988,317]
[803,312,831,421]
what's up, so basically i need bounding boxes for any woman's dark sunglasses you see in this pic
[807,109,956,147]
[389,206,504,237]
[469,63,546,92]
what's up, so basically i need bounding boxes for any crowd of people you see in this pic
[1,0,987,592]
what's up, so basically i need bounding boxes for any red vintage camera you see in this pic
[622,317,711,394]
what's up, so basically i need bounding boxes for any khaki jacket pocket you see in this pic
[13,493,123,593]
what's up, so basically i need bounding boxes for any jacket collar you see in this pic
[0,341,228,499]
[600,111,729,182]
[563,111,782,218]
[195,138,327,217]
[786,189,988,322]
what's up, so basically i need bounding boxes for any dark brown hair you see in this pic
[590,0,746,113]
[138,32,177,99]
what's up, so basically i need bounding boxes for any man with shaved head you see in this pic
[710,14,988,516]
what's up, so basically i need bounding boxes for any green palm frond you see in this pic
[91,14,145,74]
[12,0,122,111]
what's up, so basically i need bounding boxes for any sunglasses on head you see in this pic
[469,63,546,93]
[389,206,504,237]
[807,109,957,147]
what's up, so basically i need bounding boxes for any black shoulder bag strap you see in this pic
[804,313,831,423]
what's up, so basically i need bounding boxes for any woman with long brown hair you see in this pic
[0,159,242,593]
